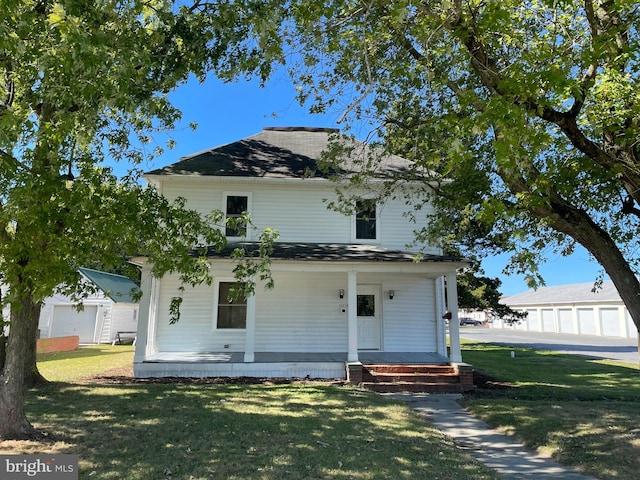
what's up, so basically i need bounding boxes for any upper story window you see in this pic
[224,193,250,238]
[216,281,247,329]
[354,198,378,241]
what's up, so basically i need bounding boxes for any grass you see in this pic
[462,342,640,480]
[37,345,135,381]
[0,346,499,480]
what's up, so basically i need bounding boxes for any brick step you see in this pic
[365,372,461,384]
[362,382,471,393]
[364,364,454,374]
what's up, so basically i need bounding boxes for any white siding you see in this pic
[152,269,440,354]
[110,305,139,338]
[157,179,436,251]
[154,273,246,352]
[378,196,437,251]
[254,272,347,352]
[38,302,54,338]
[160,182,222,218]
[375,274,437,352]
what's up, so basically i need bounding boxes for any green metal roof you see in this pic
[78,268,140,303]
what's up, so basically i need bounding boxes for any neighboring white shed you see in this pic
[494,281,637,339]
[38,268,140,344]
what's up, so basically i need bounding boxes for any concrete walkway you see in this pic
[385,393,599,480]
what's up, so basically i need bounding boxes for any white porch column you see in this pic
[134,271,158,363]
[446,271,463,363]
[347,270,359,362]
[244,290,257,363]
[434,276,446,356]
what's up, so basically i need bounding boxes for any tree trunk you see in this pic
[0,293,42,440]
[541,198,640,336]
[22,302,47,388]
[0,333,5,371]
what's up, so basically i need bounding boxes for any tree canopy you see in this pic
[456,258,527,323]
[238,0,640,330]
[0,0,279,440]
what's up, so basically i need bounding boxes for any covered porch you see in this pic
[134,351,449,379]
[139,350,450,365]
[133,350,474,392]
[133,243,469,389]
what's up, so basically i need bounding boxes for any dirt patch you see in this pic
[473,369,515,390]
[81,366,346,387]
[78,364,134,383]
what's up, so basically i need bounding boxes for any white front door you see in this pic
[357,285,381,350]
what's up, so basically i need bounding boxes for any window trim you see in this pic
[213,279,247,330]
[352,198,380,242]
[223,192,252,240]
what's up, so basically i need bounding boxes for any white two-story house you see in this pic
[133,127,469,386]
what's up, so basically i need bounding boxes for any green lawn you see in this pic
[8,343,638,479]
[0,346,499,480]
[37,344,136,381]
[462,342,640,480]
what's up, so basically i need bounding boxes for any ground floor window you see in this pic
[216,282,247,329]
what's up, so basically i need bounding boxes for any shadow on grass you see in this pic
[37,345,134,364]
[463,342,640,401]
[461,342,640,480]
[17,381,499,480]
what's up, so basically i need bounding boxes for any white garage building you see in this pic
[38,268,140,344]
[494,281,638,339]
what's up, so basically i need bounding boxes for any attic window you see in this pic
[225,194,249,237]
[355,199,378,241]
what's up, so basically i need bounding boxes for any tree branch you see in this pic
[437,3,640,205]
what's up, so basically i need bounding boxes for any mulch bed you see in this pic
[82,365,347,387]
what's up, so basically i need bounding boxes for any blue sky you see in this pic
[140,73,606,297]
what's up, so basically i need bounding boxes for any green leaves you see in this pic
[215,1,639,323]
[0,0,288,317]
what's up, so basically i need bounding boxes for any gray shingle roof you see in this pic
[146,127,411,178]
[204,242,464,263]
[503,280,622,306]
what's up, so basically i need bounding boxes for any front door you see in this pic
[357,285,381,350]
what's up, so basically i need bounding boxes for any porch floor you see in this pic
[143,351,450,364]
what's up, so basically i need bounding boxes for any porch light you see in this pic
[389,290,395,300]
[339,289,345,299]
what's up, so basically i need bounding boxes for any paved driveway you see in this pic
[459,327,639,364]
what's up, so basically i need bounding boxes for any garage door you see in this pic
[50,305,98,344]
[558,308,574,333]
[577,308,597,335]
[600,308,621,337]
[541,309,555,332]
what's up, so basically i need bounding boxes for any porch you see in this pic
[134,351,448,379]
[141,351,450,364]
[133,351,474,393]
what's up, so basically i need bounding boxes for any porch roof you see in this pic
[204,242,464,263]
